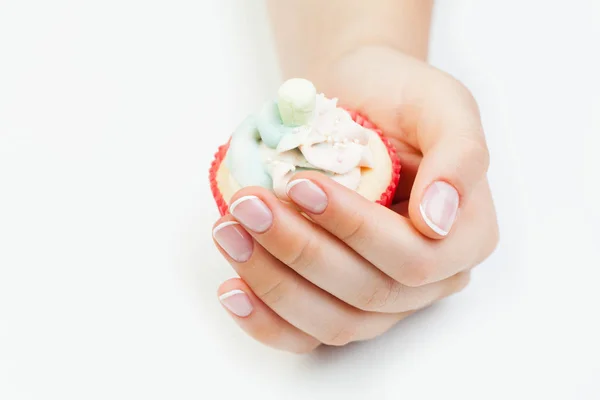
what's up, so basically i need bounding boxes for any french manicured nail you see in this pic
[213,221,253,262]
[219,289,253,317]
[229,195,273,233]
[286,179,328,214]
[420,181,459,236]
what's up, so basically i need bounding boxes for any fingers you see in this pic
[284,172,495,286]
[284,171,432,287]
[225,187,466,313]
[317,47,490,239]
[229,188,398,312]
[406,73,490,239]
[217,278,320,354]
[212,215,411,345]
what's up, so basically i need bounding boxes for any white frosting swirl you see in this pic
[227,79,374,199]
[262,94,373,199]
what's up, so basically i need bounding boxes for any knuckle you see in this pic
[445,76,480,114]
[396,285,436,312]
[337,211,371,249]
[282,233,318,272]
[357,278,403,312]
[437,76,490,182]
[397,254,436,287]
[457,82,477,105]
[255,278,296,307]
[458,134,491,176]
[322,322,358,347]
[442,135,490,197]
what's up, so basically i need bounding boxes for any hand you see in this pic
[212,47,499,353]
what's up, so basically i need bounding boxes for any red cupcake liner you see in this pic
[209,111,400,216]
[209,139,232,216]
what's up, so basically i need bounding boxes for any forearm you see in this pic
[267,0,433,79]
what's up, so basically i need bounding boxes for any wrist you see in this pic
[269,0,432,79]
[308,45,426,100]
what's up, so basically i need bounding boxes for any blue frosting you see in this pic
[226,115,273,189]
[255,100,295,148]
[227,99,320,189]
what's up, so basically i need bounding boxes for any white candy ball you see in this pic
[277,78,316,127]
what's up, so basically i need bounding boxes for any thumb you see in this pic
[408,80,490,239]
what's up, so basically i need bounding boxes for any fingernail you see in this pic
[420,181,459,236]
[219,289,253,317]
[286,179,328,214]
[213,221,254,262]
[229,195,273,233]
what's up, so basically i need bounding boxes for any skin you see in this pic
[214,0,499,352]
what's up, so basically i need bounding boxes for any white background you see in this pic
[1,1,598,399]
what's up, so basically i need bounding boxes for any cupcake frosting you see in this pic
[226,79,374,200]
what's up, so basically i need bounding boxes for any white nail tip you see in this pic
[285,178,311,195]
[212,221,241,236]
[229,195,260,214]
[419,204,449,236]
[218,289,246,302]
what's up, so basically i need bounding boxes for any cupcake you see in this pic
[210,78,400,216]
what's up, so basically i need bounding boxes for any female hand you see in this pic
[213,47,499,353]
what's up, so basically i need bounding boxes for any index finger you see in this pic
[286,171,432,286]
[286,171,495,287]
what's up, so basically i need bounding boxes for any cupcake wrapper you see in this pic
[209,110,401,216]
[209,139,232,216]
